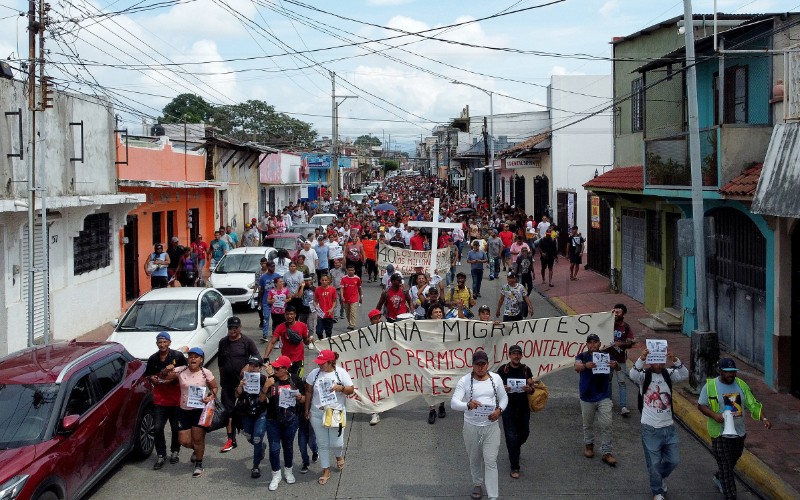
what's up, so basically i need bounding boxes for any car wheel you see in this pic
[36,491,60,500]
[131,404,155,460]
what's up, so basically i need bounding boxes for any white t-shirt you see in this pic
[537,221,551,238]
[629,358,689,428]
[328,241,344,260]
[451,372,508,426]
[299,248,317,273]
[305,366,353,410]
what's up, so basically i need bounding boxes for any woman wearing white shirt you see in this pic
[304,349,354,486]
[451,350,508,500]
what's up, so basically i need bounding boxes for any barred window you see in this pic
[74,213,111,275]
[646,209,662,266]
[631,78,644,132]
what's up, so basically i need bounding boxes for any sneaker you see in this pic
[428,408,437,424]
[153,456,166,470]
[438,404,446,419]
[712,474,723,493]
[269,469,282,491]
[220,438,236,453]
[300,463,310,474]
[370,413,380,425]
[621,407,631,417]
[169,451,180,464]
[312,452,319,463]
[653,495,665,500]
[284,466,296,484]
[192,465,204,478]
[251,467,261,479]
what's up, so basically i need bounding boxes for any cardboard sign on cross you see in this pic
[407,198,462,276]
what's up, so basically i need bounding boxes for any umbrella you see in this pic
[455,207,476,215]
[374,203,398,211]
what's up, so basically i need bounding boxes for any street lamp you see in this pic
[452,80,494,209]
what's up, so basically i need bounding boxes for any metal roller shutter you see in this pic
[21,224,49,341]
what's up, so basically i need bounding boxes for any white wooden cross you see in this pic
[407,198,462,276]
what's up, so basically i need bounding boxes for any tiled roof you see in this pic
[498,132,550,158]
[583,165,643,191]
[719,163,762,197]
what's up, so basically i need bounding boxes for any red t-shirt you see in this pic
[409,234,425,251]
[499,231,514,248]
[341,275,361,304]
[273,321,309,362]
[385,287,409,319]
[314,285,337,318]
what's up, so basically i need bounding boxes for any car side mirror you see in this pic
[60,414,80,434]
[203,317,219,327]
[111,318,119,327]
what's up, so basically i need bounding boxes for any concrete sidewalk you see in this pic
[533,258,800,500]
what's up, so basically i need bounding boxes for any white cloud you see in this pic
[600,0,619,18]
[550,66,585,76]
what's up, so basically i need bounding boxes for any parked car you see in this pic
[348,193,368,204]
[208,246,277,305]
[262,233,305,260]
[289,223,321,241]
[0,341,154,500]
[309,213,337,231]
[107,287,232,360]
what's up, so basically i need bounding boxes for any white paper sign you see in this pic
[187,385,206,409]
[317,306,327,319]
[507,378,527,393]
[472,404,495,418]
[592,352,610,374]
[243,372,261,394]
[646,339,668,364]
[317,378,338,406]
[279,387,300,408]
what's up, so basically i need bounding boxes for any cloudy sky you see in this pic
[0,0,792,150]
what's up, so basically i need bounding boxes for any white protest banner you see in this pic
[377,244,450,275]
[646,339,668,364]
[322,312,613,413]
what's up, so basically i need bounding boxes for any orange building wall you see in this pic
[118,136,206,182]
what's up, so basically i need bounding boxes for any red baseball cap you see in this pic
[272,355,292,369]
[368,309,382,319]
[314,349,336,365]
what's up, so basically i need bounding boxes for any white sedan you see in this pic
[107,287,232,360]
[309,213,337,231]
[208,246,277,305]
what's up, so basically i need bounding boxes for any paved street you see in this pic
[88,268,757,499]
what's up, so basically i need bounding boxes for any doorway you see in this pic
[123,215,139,301]
[792,226,800,397]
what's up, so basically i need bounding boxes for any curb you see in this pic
[542,292,800,500]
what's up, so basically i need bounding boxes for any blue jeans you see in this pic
[298,414,318,466]
[455,240,463,261]
[266,414,299,472]
[612,370,628,408]
[641,424,680,495]
[471,268,483,295]
[261,305,272,338]
[242,412,268,469]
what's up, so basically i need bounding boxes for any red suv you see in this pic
[0,341,154,500]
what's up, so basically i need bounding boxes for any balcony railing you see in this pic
[644,127,718,188]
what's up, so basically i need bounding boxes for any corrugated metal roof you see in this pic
[752,123,800,218]
[719,163,762,198]
[497,132,550,158]
[583,165,644,192]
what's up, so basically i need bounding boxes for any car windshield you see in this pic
[215,253,269,273]
[117,299,198,332]
[263,238,296,251]
[311,215,336,226]
[0,383,59,448]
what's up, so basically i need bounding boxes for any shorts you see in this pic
[177,408,206,431]
[540,257,554,270]
[569,254,582,265]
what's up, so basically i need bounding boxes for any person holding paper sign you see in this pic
[265,356,305,491]
[629,347,688,500]
[163,347,217,478]
[497,344,535,480]
[608,303,635,417]
[304,350,354,486]
[234,356,274,480]
[267,277,291,334]
[574,333,619,467]
[451,350,508,500]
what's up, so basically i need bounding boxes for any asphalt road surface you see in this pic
[88,267,757,499]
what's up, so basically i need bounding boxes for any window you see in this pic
[631,78,644,132]
[73,212,111,275]
[724,66,748,124]
[201,290,225,319]
[646,210,662,266]
[167,210,177,243]
[93,357,126,398]
[152,211,163,245]
[64,375,95,417]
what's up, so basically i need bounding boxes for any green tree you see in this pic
[380,159,399,174]
[218,100,317,147]
[354,134,381,148]
[159,93,214,123]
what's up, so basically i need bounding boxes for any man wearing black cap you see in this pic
[451,350,508,500]
[144,332,188,469]
[574,333,619,466]
[497,344,535,479]
[218,316,260,453]
[698,358,771,498]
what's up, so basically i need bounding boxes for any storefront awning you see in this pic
[752,122,800,218]
[118,179,235,189]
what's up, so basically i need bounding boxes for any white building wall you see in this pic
[549,75,613,235]
[468,111,550,144]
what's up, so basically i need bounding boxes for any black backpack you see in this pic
[637,369,672,412]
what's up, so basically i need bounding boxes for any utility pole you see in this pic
[329,71,356,200]
[683,0,718,389]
